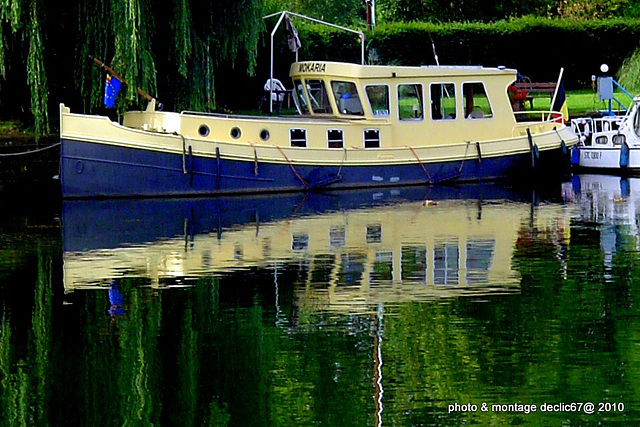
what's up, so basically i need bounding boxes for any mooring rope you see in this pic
[0,142,60,157]
[406,145,433,182]
[274,144,308,188]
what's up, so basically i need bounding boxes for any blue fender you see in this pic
[620,141,630,168]
[570,146,581,165]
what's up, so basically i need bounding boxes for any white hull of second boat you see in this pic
[571,106,640,172]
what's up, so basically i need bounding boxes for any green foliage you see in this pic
[26,0,48,136]
[71,0,266,113]
[1,0,640,133]
[375,0,557,23]
[0,0,49,137]
[110,0,157,109]
[363,18,640,87]
[558,0,635,19]
[617,48,640,93]
[167,1,266,111]
[266,0,367,27]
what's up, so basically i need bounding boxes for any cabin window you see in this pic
[462,82,493,119]
[292,233,309,251]
[398,84,424,120]
[466,238,495,284]
[331,81,364,115]
[613,134,626,146]
[329,226,346,249]
[338,253,366,284]
[371,251,394,281]
[595,136,608,145]
[366,85,390,116]
[434,238,459,285]
[366,224,382,244]
[327,129,344,149]
[364,129,380,148]
[306,79,332,114]
[430,83,456,120]
[293,79,309,114]
[401,246,427,283]
[290,128,307,148]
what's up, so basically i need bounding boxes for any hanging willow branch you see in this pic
[0,0,49,137]
[26,0,49,136]
[0,0,266,133]
[75,0,110,111]
[168,0,264,112]
[110,0,157,110]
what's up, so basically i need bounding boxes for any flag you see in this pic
[551,80,569,123]
[104,74,122,108]
[285,15,301,53]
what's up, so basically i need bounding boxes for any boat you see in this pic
[59,14,577,198]
[569,68,640,173]
[61,185,569,313]
[569,107,640,172]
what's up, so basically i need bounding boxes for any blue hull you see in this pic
[61,138,569,198]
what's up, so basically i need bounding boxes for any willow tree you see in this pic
[75,0,157,112]
[167,0,265,111]
[0,0,49,136]
[74,0,265,113]
[0,0,265,132]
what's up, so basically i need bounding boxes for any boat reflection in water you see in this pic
[569,174,640,272]
[62,184,568,314]
[570,173,640,226]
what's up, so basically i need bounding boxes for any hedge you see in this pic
[285,17,640,89]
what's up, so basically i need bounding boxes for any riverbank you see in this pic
[520,88,632,117]
[0,121,59,189]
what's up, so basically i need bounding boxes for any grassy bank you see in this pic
[528,88,634,117]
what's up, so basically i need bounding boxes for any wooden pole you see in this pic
[89,55,158,105]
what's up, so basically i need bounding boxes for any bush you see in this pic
[293,17,640,89]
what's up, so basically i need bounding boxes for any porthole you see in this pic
[260,129,270,141]
[230,127,242,139]
[198,124,210,137]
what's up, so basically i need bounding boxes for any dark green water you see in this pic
[1,175,640,426]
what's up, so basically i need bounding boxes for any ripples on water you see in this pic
[1,176,640,425]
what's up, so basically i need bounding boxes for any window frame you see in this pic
[429,82,457,121]
[397,83,425,121]
[365,84,390,117]
[462,81,493,120]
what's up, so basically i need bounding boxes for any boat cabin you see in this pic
[289,61,515,121]
[121,60,559,154]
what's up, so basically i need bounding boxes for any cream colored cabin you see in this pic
[121,61,558,155]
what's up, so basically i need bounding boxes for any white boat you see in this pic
[570,112,635,171]
[569,71,640,172]
[59,13,577,198]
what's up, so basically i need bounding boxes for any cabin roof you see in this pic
[289,61,517,81]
